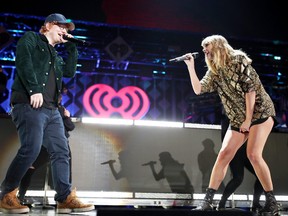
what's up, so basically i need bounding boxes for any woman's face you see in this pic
[202,42,213,60]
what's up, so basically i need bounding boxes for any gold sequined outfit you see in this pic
[200,55,275,128]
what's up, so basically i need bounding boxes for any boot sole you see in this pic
[261,211,280,216]
[0,207,30,214]
[56,205,95,214]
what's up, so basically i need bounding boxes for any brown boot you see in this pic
[56,188,94,214]
[0,188,30,214]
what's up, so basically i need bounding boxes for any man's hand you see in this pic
[30,93,43,108]
[64,108,71,117]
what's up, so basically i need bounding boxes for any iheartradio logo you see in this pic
[83,84,150,119]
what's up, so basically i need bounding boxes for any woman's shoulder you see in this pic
[231,51,252,66]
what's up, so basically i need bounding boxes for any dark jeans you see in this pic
[18,144,72,199]
[0,104,71,202]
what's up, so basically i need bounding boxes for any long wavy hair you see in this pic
[201,35,251,75]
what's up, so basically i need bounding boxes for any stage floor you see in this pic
[1,206,288,216]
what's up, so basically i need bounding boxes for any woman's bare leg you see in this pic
[208,129,247,189]
[246,117,274,191]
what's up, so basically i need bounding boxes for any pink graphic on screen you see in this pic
[83,84,150,119]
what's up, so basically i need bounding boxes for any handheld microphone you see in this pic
[101,160,116,165]
[169,52,199,62]
[142,161,157,166]
[63,35,89,46]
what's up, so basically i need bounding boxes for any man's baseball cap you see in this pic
[44,13,75,31]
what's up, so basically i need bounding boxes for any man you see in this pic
[17,94,75,205]
[0,13,94,214]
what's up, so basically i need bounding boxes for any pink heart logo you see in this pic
[83,84,150,119]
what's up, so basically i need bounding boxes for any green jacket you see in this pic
[11,31,78,104]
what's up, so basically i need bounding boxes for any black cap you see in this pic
[44,13,75,31]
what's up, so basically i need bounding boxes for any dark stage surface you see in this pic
[1,206,288,216]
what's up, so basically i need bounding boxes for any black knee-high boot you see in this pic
[193,188,216,211]
[260,191,279,215]
[218,195,228,210]
[18,168,36,204]
[252,193,263,212]
[252,179,263,212]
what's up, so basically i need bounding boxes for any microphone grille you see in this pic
[192,52,199,59]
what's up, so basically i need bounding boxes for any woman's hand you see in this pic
[184,53,195,67]
[240,119,251,133]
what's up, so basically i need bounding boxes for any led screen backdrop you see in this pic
[0,66,222,124]
[1,118,288,195]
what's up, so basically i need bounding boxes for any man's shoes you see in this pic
[0,188,30,214]
[56,188,95,214]
[192,200,213,211]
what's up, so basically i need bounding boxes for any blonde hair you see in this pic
[201,35,251,74]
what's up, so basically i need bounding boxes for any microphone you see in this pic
[142,161,157,166]
[63,35,89,46]
[101,160,116,165]
[169,52,199,62]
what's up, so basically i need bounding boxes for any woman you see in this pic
[218,113,263,212]
[183,35,278,215]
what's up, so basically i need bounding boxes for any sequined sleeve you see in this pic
[200,70,216,94]
[235,55,257,93]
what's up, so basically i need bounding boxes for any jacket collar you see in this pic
[40,34,49,43]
